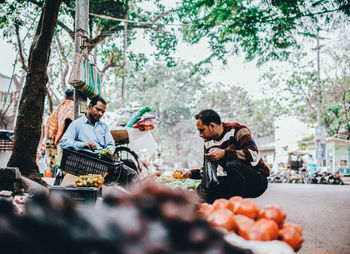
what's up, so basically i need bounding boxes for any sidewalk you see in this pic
[342,176,350,185]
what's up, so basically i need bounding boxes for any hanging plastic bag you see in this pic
[68,53,102,98]
[201,155,219,192]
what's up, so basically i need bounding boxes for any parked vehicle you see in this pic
[329,171,344,185]
[268,171,287,183]
[320,171,332,184]
[310,171,323,184]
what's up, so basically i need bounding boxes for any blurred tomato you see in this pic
[283,222,303,234]
[212,198,230,210]
[255,218,279,240]
[198,203,213,218]
[233,199,258,219]
[234,214,255,237]
[278,223,304,251]
[258,205,286,228]
[227,196,243,212]
[240,226,270,241]
[207,208,236,231]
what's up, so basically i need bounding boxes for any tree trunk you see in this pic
[7,0,62,184]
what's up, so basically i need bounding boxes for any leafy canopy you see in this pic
[177,0,350,66]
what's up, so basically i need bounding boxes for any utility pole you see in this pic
[314,31,325,170]
[74,0,89,119]
[316,32,322,127]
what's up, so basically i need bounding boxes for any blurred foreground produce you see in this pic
[199,197,303,253]
[0,181,252,254]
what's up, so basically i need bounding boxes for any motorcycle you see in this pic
[320,171,332,184]
[328,171,344,185]
[268,171,287,183]
[310,170,323,184]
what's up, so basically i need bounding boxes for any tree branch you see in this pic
[57,20,74,40]
[88,33,107,53]
[55,35,68,91]
[46,84,54,114]
[101,55,122,74]
[15,25,29,72]
[298,83,317,114]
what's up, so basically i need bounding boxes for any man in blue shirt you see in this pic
[59,97,115,155]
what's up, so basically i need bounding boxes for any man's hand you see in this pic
[207,148,225,161]
[174,169,191,179]
[83,142,97,151]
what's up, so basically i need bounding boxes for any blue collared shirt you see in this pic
[59,114,115,154]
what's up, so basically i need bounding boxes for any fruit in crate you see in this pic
[75,174,104,187]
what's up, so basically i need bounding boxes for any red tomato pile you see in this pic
[198,196,303,252]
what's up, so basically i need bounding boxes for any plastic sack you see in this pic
[201,155,219,192]
[126,107,151,127]
[68,53,102,99]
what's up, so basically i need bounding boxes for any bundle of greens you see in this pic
[98,148,112,159]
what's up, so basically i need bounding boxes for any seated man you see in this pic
[59,97,115,156]
[185,109,269,203]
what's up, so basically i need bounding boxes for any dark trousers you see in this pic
[199,159,268,204]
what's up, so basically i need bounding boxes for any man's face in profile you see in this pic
[196,119,215,140]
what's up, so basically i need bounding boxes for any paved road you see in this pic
[254,183,350,254]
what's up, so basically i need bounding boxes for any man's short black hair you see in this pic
[65,89,74,97]
[89,97,107,107]
[195,109,221,125]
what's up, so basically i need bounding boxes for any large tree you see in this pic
[7,0,62,183]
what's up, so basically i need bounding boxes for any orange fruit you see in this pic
[258,205,286,228]
[212,198,230,210]
[283,222,303,234]
[233,199,258,220]
[234,214,255,237]
[255,218,279,240]
[227,196,243,212]
[278,223,304,251]
[244,226,270,241]
[207,208,236,231]
[173,171,181,179]
[198,203,213,218]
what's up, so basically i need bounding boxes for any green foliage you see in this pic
[177,0,350,67]
[297,135,315,150]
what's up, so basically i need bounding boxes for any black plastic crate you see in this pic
[49,185,102,206]
[60,148,123,179]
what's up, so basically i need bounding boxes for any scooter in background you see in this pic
[328,171,344,185]
[320,171,332,184]
[310,170,323,184]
